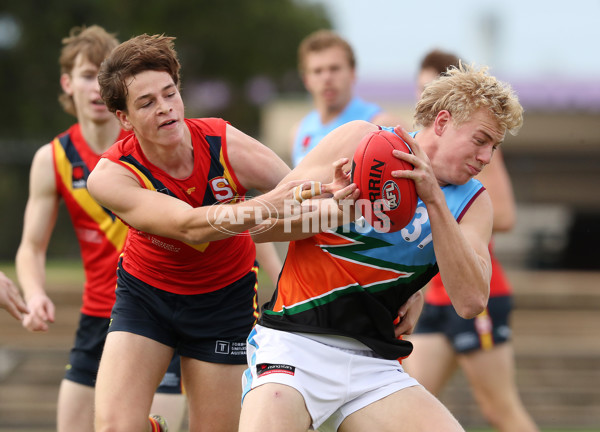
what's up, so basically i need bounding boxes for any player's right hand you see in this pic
[22,293,55,332]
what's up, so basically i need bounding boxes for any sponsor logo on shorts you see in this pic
[256,363,295,377]
[215,340,246,355]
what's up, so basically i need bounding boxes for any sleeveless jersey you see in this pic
[425,240,512,306]
[292,97,381,167]
[260,134,485,359]
[102,118,256,295]
[51,124,130,317]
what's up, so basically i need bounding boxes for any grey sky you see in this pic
[302,0,600,81]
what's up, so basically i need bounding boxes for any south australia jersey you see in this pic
[260,179,485,360]
[52,123,130,317]
[102,118,255,294]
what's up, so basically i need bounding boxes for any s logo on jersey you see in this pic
[209,177,234,201]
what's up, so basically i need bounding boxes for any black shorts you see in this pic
[65,313,182,393]
[413,295,513,353]
[109,265,258,364]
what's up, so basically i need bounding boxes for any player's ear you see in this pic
[60,73,73,95]
[115,110,133,131]
[433,110,451,136]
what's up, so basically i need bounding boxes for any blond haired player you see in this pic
[241,63,524,432]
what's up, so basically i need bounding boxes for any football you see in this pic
[351,129,417,232]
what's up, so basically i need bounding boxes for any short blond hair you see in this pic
[414,62,523,136]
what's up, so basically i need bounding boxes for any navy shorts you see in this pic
[109,265,258,364]
[413,295,513,353]
[65,313,182,393]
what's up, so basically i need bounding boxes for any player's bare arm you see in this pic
[284,120,378,183]
[0,271,28,321]
[225,123,291,192]
[392,127,492,318]
[253,121,372,242]
[15,143,59,332]
[88,157,306,244]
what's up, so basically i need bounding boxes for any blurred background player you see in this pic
[291,30,399,167]
[403,48,539,432]
[15,25,185,432]
[0,271,28,320]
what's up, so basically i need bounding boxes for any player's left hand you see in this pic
[394,290,424,337]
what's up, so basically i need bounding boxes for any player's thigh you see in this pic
[95,331,174,420]
[240,383,311,432]
[404,333,458,394]
[57,379,95,432]
[181,357,247,430]
[458,342,518,405]
[338,385,464,432]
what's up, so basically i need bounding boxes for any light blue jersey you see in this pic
[292,97,381,167]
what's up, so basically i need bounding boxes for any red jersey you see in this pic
[424,240,512,306]
[102,118,256,294]
[51,124,130,317]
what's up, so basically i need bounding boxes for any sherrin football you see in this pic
[351,129,418,232]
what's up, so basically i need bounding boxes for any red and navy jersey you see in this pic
[102,118,256,294]
[424,240,512,306]
[51,124,130,317]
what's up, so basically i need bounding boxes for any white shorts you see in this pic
[242,325,419,431]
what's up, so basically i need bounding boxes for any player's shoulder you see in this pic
[31,142,54,168]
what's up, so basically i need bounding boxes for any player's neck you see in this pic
[78,117,122,154]
[139,124,194,179]
[318,106,344,125]
[317,99,351,125]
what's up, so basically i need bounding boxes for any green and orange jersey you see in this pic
[260,180,485,360]
[52,124,130,317]
[102,118,256,295]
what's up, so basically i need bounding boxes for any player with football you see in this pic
[240,62,524,432]
[404,49,540,432]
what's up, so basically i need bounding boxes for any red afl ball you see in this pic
[351,129,418,232]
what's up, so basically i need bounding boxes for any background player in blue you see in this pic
[291,30,399,167]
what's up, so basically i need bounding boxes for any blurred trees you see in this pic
[1,0,330,141]
[0,0,331,260]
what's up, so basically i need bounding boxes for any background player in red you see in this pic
[403,48,539,432]
[15,26,185,432]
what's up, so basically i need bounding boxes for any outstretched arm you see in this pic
[0,271,28,321]
[88,124,305,244]
[251,120,376,243]
[15,144,59,331]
